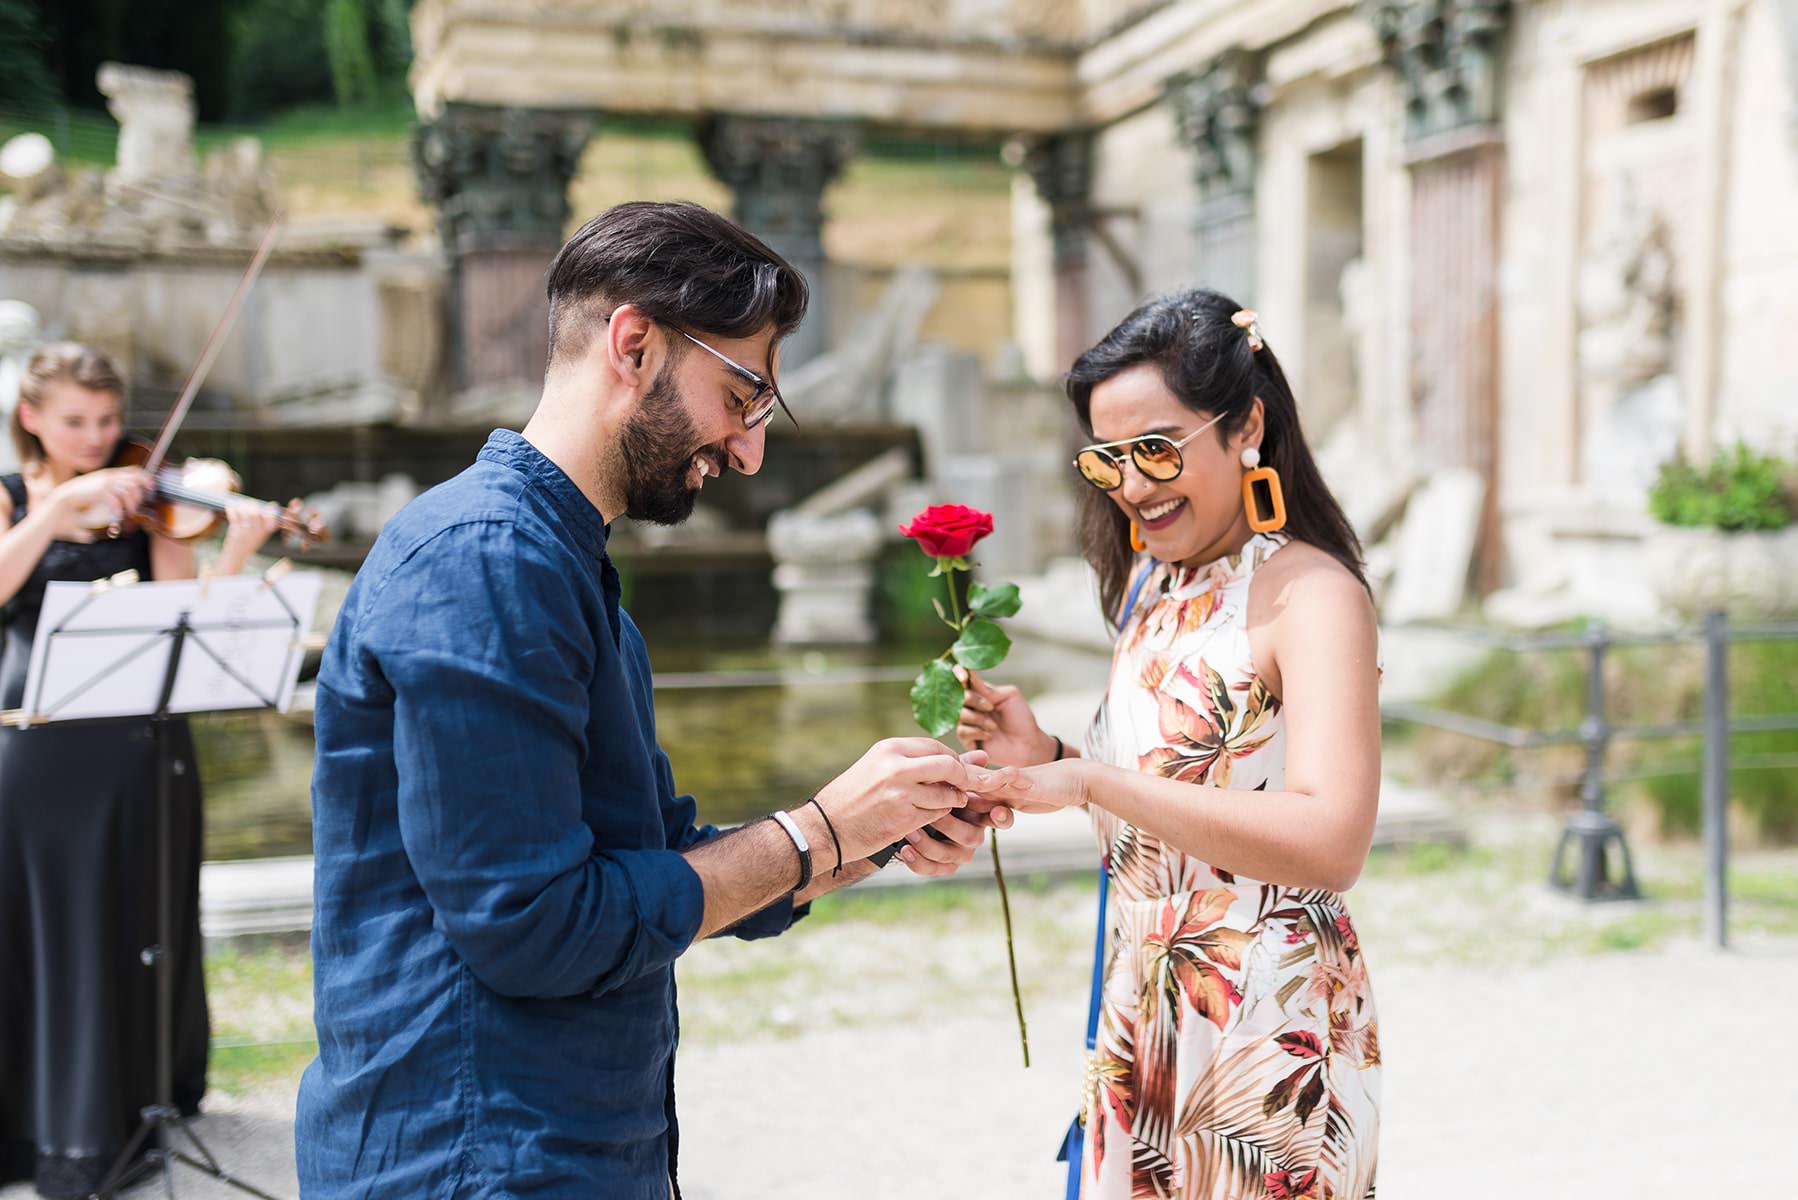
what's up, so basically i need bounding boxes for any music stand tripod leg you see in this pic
[92,614,275,1200]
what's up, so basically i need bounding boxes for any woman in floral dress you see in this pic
[959,291,1381,1199]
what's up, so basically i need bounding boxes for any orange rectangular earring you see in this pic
[1240,447,1287,533]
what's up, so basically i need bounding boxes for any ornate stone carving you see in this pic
[1165,48,1263,201]
[1363,0,1513,141]
[412,104,594,251]
[0,64,277,249]
[696,114,860,366]
[1020,131,1092,258]
[697,115,859,248]
[1577,178,1682,494]
[0,300,42,473]
[98,63,197,185]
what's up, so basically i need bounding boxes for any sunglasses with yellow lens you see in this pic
[1072,412,1225,491]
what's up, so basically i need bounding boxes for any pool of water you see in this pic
[194,637,1108,861]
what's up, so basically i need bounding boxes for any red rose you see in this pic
[898,504,994,559]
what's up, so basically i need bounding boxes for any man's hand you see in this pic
[894,753,1017,876]
[811,737,1031,863]
[896,809,1007,876]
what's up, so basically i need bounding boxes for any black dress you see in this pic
[0,474,209,1198]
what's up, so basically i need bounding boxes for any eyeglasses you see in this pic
[1072,412,1226,491]
[672,328,788,430]
[599,311,790,430]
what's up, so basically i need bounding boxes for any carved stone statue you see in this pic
[1577,179,1682,493]
[0,64,279,249]
[98,63,197,185]
[0,300,43,473]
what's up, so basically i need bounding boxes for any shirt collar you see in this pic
[477,429,610,558]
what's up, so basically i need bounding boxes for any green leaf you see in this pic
[968,581,1022,620]
[910,660,963,738]
[951,618,1012,671]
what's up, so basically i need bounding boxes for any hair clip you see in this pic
[1231,309,1265,352]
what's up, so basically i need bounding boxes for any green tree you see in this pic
[24,0,240,120]
[0,0,58,109]
[324,0,380,108]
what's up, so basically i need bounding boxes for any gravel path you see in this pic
[7,846,1795,1199]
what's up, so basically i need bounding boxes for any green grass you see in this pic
[204,936,317,1096]
[208,1038,317,1096]
[0,101,417,169]
[241,100,415,147]
[1398,638,1798,843]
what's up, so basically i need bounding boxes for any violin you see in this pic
[72,215,328,552]
[78,438,329,549]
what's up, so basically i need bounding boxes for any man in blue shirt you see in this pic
[296,202,1028,1198]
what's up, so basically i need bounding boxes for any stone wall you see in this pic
[1,244,442,428]
[1014,0,1798,612]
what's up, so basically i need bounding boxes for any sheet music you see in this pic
[20,573,324,722]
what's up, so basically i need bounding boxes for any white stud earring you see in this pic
[1240,446,1261,470]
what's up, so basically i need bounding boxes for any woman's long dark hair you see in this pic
[1066,288,1367,627]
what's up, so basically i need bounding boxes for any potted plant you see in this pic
[1643,443,1798,617]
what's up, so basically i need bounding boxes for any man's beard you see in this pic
[614,359,719,526]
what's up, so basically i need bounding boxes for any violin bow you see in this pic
[143,215,285,476]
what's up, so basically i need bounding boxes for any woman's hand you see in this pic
[956,669,1056,765]
[48,467,153,541]
[216,498,284,574]
[1007,759,1091,814]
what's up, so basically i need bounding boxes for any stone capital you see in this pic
[411,104,595,252]
[1165,47,1264,202]
[1020,131,1093,259]
[697,115,860,246]
[1363,0,1513,143]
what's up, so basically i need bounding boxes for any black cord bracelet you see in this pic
[1052,734,1065,762]
[807,796,845,876]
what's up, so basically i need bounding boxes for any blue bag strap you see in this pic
[1057,562,1146,1196]
[1055,860,1109,1197]
[1119,560,1157,629]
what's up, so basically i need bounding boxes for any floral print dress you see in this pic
[1080,533,1379,1200]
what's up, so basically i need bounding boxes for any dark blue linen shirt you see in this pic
[296,430,803,1198]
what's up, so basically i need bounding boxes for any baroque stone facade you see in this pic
[401,0,1798,614]
[1006,0,1798,616]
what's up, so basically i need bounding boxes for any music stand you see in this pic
[5,567,322,1200]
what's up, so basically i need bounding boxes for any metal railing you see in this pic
[1381,610,1798,948]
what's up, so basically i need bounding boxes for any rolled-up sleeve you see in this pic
[658,747,809,942]
[368,522,705,999]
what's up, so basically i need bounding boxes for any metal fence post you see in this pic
[1702,608,1729,948]
[1549,619,1642,901]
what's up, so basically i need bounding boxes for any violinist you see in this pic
[0,342,284,1198]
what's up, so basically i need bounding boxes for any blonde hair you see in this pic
[11,342,126,465]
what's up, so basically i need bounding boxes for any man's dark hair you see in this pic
[544,201,808,373]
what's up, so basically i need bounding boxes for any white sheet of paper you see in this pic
[20,572,324,722]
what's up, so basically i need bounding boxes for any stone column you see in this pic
[698,115,860,369]
[412,104,594,395]
[1365,0,1512,590]
[1166,48,1264,303]
[1021,132,1093,372]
